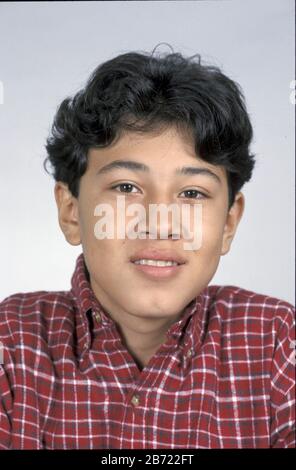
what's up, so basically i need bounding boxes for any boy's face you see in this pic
[55,127,244,321]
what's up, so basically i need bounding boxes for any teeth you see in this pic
[134,259,179,267]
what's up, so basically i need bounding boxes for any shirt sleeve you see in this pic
[270,305,296,448]
[0,363,12,449]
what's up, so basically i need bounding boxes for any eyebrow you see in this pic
[96,159,221,184]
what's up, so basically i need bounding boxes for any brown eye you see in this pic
[180,189,207,199]
[111,183,139,193]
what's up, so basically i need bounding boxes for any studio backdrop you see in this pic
[0,0,294,304]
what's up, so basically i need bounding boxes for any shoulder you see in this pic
[206,284,295,332]
[0,290,75,348]
[0,289,74,318]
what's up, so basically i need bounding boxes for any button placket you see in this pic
[180,340,195,368]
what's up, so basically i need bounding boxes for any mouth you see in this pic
[129,249,186,279]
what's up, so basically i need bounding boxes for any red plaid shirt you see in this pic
[0,253,295,449]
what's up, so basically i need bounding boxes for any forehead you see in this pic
[87,127,227,181]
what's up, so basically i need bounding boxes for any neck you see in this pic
[91,284,181,369]
[116,316,177,370]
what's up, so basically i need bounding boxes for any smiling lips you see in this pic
[134,259,178,267]
[130,249,186,279]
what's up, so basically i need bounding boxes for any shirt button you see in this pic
[94,312,101,323]
[131,394,140,407]
[84,342,88,349]
[186,349,193,358]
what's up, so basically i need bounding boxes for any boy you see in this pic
[0,48,295,449]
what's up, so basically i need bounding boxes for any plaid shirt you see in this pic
[0,253,295,449]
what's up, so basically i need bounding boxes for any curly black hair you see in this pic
[44,44,255,209]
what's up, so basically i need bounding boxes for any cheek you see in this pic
[197,209,226,256]
[86,238,126,262]
[83,239,127,292]
[77,194,96,240]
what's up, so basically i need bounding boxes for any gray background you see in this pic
[0,0,295,304]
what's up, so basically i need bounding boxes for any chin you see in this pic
[130,297,184,319]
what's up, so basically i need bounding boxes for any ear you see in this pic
[54,182,81,246]
[221,191,245,256]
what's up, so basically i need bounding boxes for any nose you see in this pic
[139,196,182,241]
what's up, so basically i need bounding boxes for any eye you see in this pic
[179,189,207,199]
[111,182,140,193]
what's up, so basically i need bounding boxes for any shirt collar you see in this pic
[70,252,209,360]
[70,253,109,358]
[165,289,208,365]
